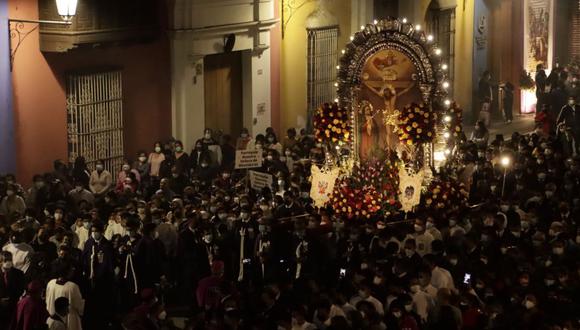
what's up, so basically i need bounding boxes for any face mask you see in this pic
[96,165,104,171]
[268,137,275,143]
[449,220,457,227]
[204,133,211,139]
[158,310,167,320]
[241,133,248,138]
[360,263,368,270]
[256,144,263,149]
[6,190,14,196]
[277,180,285,187]
[405,249,414,257]
[83,222,91,230]
[553,247,564,255]
[155,147,161,153]
[569,100,575,106]
[414,224,423,232]
[449,258,458,266]
[209,206,217,213]
[92,232,102,241]
[404,304,413,312]
[410,284,420,293]
[373,276,382,285]
[218,213,227,220]
[35,181,45,189]
[240,213,249,220]
[393,311,402,318]
[2,261,13,270]
[511,231,521,238]
[266,155,274,161]
[524,300,535,309]
[54,213,63,220]
[285,150,291,156]
[545,191,554,198]
[500,205,509,212]
[175,146,183,153]
[122,165,130,171]
[139,156,147,162]
[201,163,209,168]
[426,222,434,229]
[203,235,212,244]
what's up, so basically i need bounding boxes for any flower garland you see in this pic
[397,103,437,145]
[329,153,401,219]
[421,176,468,211]
[313,103,351,145]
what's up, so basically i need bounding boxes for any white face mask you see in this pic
[524,300,535,309]
[96,165,104,171]
[410,284,420,293]
[2,261,13,270]
[373,276,382,285]
[553,247,564,255]
[139,156,147,162]
[158,310,167,320]
[393,311,402,318]
[404,304,413,312]
[54,213,63,220]
[414,224,423,232]
[92,232,102,241]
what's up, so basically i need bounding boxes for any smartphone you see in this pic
[463,273,471,285]
[339,268,346,278]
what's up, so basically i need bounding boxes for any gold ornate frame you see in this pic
[336,17,448,161]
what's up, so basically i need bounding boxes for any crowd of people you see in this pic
[1,98,580,330]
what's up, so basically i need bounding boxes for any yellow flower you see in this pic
[427,132,432,137]
[406,126,412,131]
[426,198,432,204]
[336,128,341,133]
[409,113,414,119]
[333,119,339,125]
[417,128,422,133]
[412,122,418,128]
[424,113,429,118]
[407,140,413,145]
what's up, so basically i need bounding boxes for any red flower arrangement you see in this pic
[397,103,437,145]
[446,102,463,140]
[421,176,468,210]
[313,103,351,145]
[330,153,401,219]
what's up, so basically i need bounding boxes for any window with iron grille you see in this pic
[307,26,339,131]
[428,7,456,95]
[570,1,580,58]
[66,70,124,173]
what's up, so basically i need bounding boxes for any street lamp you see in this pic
[500,156,511,197]
[8,0,77,70]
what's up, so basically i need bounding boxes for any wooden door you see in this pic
[204,52,243,138]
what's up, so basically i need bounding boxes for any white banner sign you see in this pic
[398,167,424,212]
[310,165,340,207]
[235,150,263,169]
[249,171,273,190]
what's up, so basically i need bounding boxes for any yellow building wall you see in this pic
[452,0,474,112]
[280,0,352,133]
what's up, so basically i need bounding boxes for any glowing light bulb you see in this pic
[350,36,354,41]
[341,49,345,54]
[373,19,378,25]
[334,98,339,103]
[334,83,338,87]
[434,151,446,161]
[444,99,451,106]
[434,48,442,56]
[444,149,451,155]
[402,18,408,23]
[443,132,451,139]
[427,34,434,41]
[336,65,340,70]
[361,25,365,30]
[441,64,448,70]
[442,81,450,89]
[444,115,452,123]
[415,24,421,31]
[501,156,511,167]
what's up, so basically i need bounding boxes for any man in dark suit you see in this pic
[0,251,25,328]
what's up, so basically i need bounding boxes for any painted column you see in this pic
[472,0,490,121]
[0,0,16,173]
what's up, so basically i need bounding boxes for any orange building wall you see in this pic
[9,0,172,184]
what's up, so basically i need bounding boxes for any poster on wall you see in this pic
[524,0,554,72]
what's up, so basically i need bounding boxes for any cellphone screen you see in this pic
[463,273,471,284]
